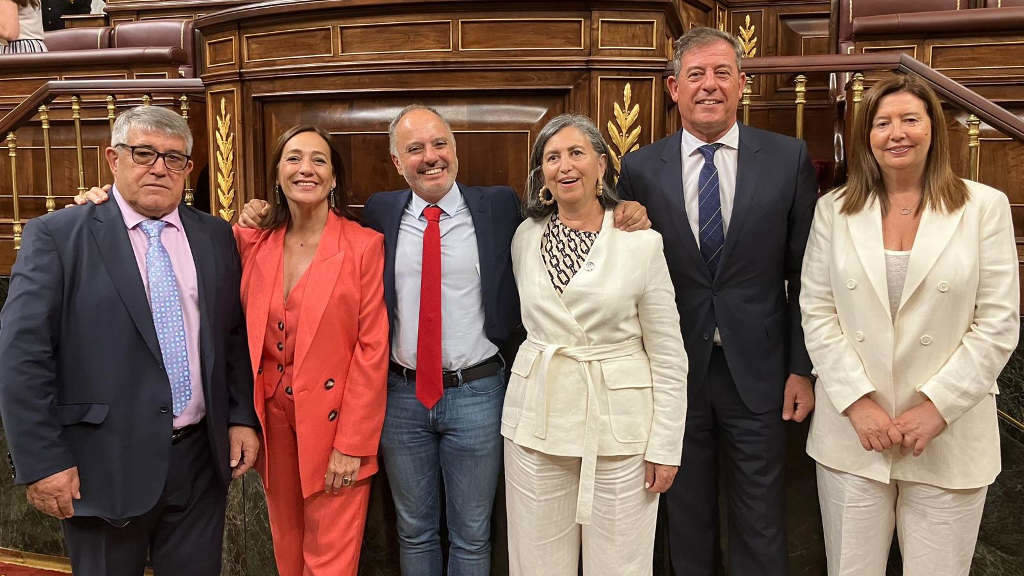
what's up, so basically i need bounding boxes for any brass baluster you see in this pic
[180,94,193,206]
[142,94,152,107]
[967,114,981,181]
[851,73,865,126]
[106,95,116,133]
[72,95,86,194]
[40,105,54,212]
[742,76,753,125]
[794,74,807,139]
[7,133,21,250]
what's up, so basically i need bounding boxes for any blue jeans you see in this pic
[380,368,506,576]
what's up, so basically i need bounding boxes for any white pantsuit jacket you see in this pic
[801,179,1019,489]
[501,209,688,522]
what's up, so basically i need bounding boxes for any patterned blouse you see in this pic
[541,211,598,295]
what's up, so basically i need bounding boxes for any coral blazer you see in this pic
[235,213,389,498]
[801,180,1019,489]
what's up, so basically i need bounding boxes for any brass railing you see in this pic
[0,79,205,252]
[735,53,1024,186]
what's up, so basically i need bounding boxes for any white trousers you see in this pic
[504,439,658,576]
[816,463,988,576]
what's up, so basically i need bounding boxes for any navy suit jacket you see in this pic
[361,184,522,359]
[617,124,817,413]
[0,199,257,520]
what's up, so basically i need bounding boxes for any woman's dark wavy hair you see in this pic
[264,125,354,229]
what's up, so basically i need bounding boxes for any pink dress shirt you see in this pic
[112,187,203,428]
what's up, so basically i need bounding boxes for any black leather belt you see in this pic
[171,420,204,444]
[390,354,504,388]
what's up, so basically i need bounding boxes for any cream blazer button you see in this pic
[937,281,950,292]
[854,331,865,342]
[920,335,934,346]
[584,261,595,272]
[846,279,857,290]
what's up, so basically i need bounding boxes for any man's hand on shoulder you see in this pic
[238,199,271,229]
[613,200,651,232]
[228,425,260,479]
[66,185,111,208]
[782,373,814,423]
[26,466,80,519]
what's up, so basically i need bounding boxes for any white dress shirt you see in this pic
[680,122,740,246]
[392,183,498,371]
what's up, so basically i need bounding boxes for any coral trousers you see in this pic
[263,384,372,576]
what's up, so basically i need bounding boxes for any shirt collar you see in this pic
[681,122,740,157]
[111,184,183,232]
[410,182,462,218]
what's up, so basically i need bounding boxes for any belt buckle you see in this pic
[453,369,464,387]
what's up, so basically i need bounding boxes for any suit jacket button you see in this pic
[325,379,335,390]
[846,279,857,290]
[277,364,284,373]
[937,281,950,293]
[584,261,595,272]
[328,410,338,421]
[277,342,284,351]
[285,386,293,395]
[278,321,285,331]
[854,331,864,342]
[920,335,933,346]
[702,333,710,341]
[257,367,263,375]
[159,407,170,414]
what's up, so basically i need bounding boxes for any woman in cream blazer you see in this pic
[501,114,687,576]
[801,74,1019,576]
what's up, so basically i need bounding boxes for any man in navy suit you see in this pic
[0,105,259,576]
[617,28,818,575]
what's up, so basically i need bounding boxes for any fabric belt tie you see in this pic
[521,336,645,525]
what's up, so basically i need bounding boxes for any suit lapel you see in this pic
[658,135,707,280]
[898,203,965,312]
[180,207,216,393]
[846,198,891,316]
[718,125,758,279]
[462,185,493,307]
[89,200,163,364]
[244,227,284,381]
[384,190,411,316]
[294,214,346,377]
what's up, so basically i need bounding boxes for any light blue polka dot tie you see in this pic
[139,219,191,416]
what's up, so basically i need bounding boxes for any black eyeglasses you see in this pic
[115,144,191,172]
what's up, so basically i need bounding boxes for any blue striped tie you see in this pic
[139,219,192,416]
[697,143,725,276]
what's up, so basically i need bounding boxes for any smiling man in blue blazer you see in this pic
[360,105,521,576]
[617,28,819,575]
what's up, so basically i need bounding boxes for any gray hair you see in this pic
[110,105,193,155]
[523,114,620,219]
[388,104,454,156]
[672,26,744,77]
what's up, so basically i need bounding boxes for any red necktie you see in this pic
[416,205,443,409]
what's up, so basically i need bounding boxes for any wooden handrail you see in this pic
[0,79,205,136]
[736,53,1024,142]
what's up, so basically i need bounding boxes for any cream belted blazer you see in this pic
[801,180,1019,489]
[501,209,688,523]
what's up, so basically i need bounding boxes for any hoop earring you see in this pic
[274,183,283,205]
[329,187,337,209]
[539,187,555,206]
[596,180,604,198]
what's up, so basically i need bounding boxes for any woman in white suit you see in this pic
[801,73,1019,576]
[501,114,687,576]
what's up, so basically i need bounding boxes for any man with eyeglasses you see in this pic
[0,105,259,576]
